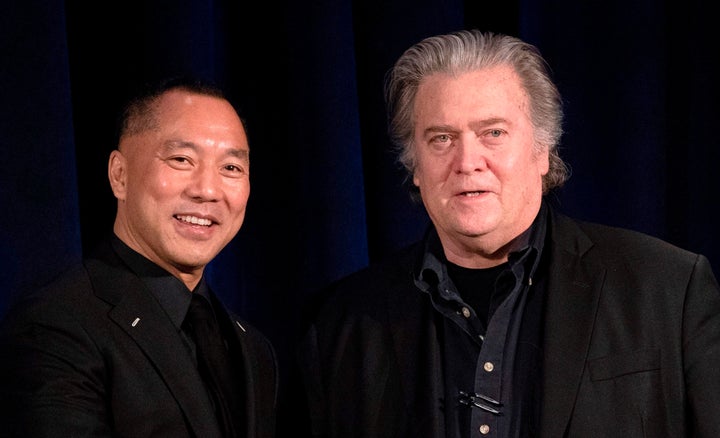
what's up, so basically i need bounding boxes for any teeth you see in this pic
[176,215,212,226]
[463,191,482,197]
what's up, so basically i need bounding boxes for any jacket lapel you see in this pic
[216,291,277,438]
[229,317,263,437]
[387,249,446,438]
[540,212,606,436]
[85,258,223,437]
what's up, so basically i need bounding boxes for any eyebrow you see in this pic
[468,117,509,131]
[422,125,456,136]
[421,117,510,137]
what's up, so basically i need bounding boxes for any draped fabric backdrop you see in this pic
[2,0,718,435]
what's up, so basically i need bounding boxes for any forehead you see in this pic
[159,90,245,137]
[154,89,241,125]
[120,89,249,155]
[414,65,529,121]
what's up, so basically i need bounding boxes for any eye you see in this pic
[222,163,248,177]
[489,129,503,138]
[428,133,453,151]
[482,128,506,146]
[166,155,194,169]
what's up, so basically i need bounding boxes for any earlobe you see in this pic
[108,150,127,200]
[534,145,550,175]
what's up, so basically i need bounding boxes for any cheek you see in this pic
[413,155,448,188]
[413,169,438,195]
[130,164,172,194]
[412,158,428,188]
[228,184,251,211]
[141,177,176,201]
[503,149,544,181]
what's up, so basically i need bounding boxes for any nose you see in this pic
[454,133,487,174]
[186,164,220,201]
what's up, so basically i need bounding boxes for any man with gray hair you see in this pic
[299,30,720,437]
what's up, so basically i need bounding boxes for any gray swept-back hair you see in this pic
[384,30,569,194]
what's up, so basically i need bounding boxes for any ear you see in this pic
[108,150,128,200]
[535,143,550,176]
[540,148,550,175]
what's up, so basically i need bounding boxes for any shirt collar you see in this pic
[416,199,549,290]
[110,234,209,329]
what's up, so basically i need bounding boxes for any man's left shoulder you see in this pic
[554,211,697,261]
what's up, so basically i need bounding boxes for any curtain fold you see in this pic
[1,0,81,312]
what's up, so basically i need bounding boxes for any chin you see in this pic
[455,218,496,234]
[173,252,214,269]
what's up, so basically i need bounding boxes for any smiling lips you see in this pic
[175,215,213,226]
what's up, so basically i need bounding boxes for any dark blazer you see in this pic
[0,241,278,438]
[299,207,720,437]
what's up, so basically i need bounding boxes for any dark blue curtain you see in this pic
[2,0,718,435]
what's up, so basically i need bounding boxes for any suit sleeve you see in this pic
[682,254,720,437]
[0,297,112,437]
[297,323,328,438]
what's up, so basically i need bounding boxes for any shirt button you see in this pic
[479,424,490,434]
[461,307,471,318]
[483,362,494,372]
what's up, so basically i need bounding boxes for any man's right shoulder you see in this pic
[333,241,421,292]
[0,262,93,336]
[17,260,90,299]
[304,241,425,323]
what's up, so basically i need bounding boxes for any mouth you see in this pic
[174,215,214,227]
[459,190,487,197]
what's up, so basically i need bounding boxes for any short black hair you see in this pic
[113,75,245,147]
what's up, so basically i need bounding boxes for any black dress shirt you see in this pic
[111,236,198,356]
[414,202,548,438]
[111,235,246,437]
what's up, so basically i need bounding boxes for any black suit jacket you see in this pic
[299,207,720,437]
[0,241,278,438]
